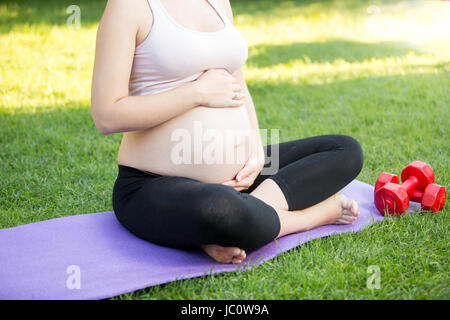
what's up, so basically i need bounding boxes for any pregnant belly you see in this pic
[118,105,253,183]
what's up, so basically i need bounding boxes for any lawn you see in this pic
[0,0,448,299]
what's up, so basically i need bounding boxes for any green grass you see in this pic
[0,0,449,299]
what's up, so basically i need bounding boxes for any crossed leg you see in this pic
[251,178,360,237]
[201,178,360,264]
[201,135,364,264]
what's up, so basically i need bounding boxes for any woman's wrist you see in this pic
[184,81,204,107]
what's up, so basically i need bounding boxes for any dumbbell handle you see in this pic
[406,185,446,212]
[399,176,420,195]
[409,189,423,203]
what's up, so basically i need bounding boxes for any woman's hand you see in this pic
[194,69,246,108]
[221,138,265,192]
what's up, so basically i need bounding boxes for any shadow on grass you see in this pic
[247,39,421,66]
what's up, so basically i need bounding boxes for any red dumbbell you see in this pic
[374,161,446,216]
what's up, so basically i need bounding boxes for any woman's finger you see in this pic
[236,168,251,182]
[221,178,250,191]
[234,172,259,190]
[221,179,237,186]
[236,162,257,182]
[221,179,249,189]
[232,84,243,92]
[231,92,246,101]
[235,179,252,190]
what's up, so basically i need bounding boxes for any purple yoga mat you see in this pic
[0,179,420,300]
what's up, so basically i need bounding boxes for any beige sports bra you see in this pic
[128,0,249,96]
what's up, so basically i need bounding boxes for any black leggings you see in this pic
[112,134,363,252]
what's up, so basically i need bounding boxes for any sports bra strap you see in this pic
[148,0,231,30]
[204,0,231,26]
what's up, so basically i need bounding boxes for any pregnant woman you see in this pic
[91,0,364,264]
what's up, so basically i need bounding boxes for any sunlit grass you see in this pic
[1,0,449,113]
[0,26,95,112]
[0,0,448,299]
[237,0,450,53]
[246,51,449,85]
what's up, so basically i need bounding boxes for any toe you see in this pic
[232,249,246,263]
[336,215,356,224]
[232,257,243,264]
[229,247,242,257]
[352,200,359,216]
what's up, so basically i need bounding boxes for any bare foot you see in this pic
[331,193,360,224]
[200,244,246,264]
